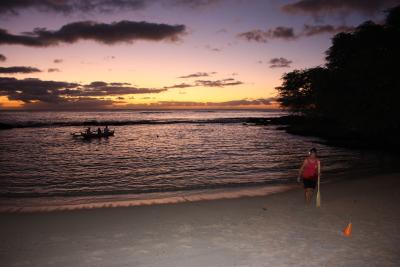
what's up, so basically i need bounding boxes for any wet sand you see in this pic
[1,173,400,267]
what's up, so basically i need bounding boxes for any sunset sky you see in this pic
[0,0,397,109]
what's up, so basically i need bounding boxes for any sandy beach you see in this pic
[1,173,400,267]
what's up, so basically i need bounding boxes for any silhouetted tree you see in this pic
[277,5,400,137]
[386,5,400,27]
[276,67,330,116]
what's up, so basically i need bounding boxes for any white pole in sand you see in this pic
[316,161,321,208]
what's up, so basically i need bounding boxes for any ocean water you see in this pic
[0,110,397,211]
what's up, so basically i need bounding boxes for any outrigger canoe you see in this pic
[71,130,114,139]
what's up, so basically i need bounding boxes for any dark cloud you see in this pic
[179,72,212,78]
[70,81,167,96]
[195,79,243,87]
[48,68,60,72]
[0,54,6,61]
[269,57,293,68]
[237,26,296,43]
[125,98,275,108]
[85,81,108,87]
[237,29,269,43]
[164,83,194,89]
[110,82,131,86]
[0,0,148,15]
[302,24,355,36]
[0,0,223,15]
[281,0,400,16]
[22,97,115,110]
[210,98,275,106]
[166,76,241,89]
[0,66,41,73]
[205,45,221,52]
[0,77,166,106]
[0,77,77,103]
[169,0,222,8]
[0,77,77,93]
[0,20,186,47]
[165,78,242,89]
[53,59,63,63]
[238,24,354,43]
[268,26,296,39]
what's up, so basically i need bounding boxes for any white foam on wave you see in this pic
[0,184,297,213]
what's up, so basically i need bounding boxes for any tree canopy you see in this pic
[277,5,400,136]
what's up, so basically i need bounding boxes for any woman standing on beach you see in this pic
[297,148,321,204]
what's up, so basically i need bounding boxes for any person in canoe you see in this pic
[104,125,110,134]
[85,127,92,135]
[97,127,102,135]
[297,148,321,204]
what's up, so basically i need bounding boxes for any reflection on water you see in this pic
[0,110,398,211]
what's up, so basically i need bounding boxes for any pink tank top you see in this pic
[303,159,318,179]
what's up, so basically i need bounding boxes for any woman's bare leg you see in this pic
[305,189,313,204]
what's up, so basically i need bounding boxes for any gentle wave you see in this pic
[0,184,296,213]
[139,111,173,114]
[0,117,274,130]
[0,177,292,198]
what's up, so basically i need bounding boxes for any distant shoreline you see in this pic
[248,115,400,151]
[0,109,285,130]
[0,108,282,112]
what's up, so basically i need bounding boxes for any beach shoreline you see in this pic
[0,183,297,213]
[1,172,400,266]
[0,167,392,214]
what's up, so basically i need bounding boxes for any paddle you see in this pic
[316,161,321,208]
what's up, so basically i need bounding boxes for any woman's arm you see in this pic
[297,159,306,182]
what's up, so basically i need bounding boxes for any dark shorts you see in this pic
[303,178,317,189]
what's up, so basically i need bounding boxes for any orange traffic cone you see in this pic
[343,222,352,237]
